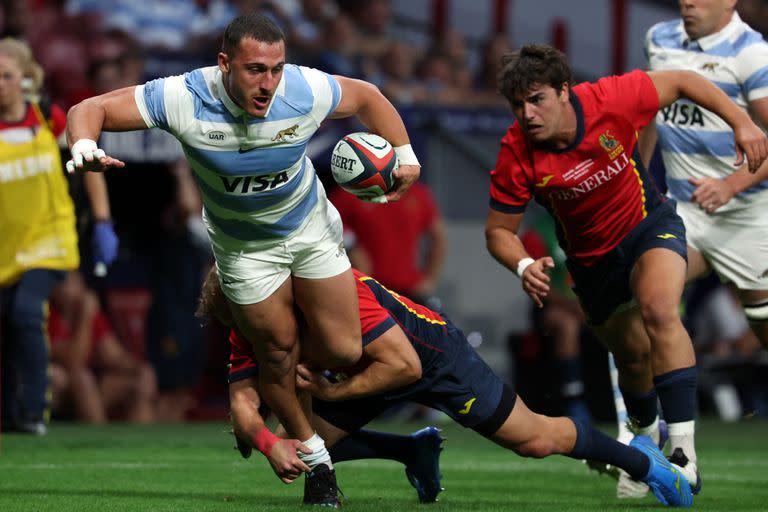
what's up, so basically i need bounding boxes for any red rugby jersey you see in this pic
[490,70,662,266]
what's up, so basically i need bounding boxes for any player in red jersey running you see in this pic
[485,44,768,496]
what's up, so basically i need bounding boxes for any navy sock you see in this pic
[654,366,697,423]
[555,356,585,399]
[329,429,414,465]
[620,386,659,428]
[567,417,650,480]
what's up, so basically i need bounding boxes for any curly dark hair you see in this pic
[497,44,573,103]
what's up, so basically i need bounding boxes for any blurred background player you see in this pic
[485,44,768,498]
[48,271,157,424]
[0,37,117,435]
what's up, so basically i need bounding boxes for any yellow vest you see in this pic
[0,103,79,287]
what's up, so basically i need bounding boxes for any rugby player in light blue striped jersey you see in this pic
[63,12,422,496]
[624,0,768,499]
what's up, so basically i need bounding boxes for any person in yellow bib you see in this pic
[0,38,117,435]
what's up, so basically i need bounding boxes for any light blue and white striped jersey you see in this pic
[134,64,341,248]
[646,12,768,210]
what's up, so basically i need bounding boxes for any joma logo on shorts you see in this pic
[220,171,289,193]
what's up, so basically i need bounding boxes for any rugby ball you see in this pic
[330,132,397,199]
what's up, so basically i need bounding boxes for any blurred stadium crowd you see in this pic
[1,0,767,428]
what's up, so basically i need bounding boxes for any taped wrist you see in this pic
[252,427,280,456]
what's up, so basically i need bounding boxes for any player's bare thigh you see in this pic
[294,268,362,368]
[629,248,694,373]
[229,277,298,355]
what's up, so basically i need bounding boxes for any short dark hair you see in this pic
[497,44,573,102]
[221,12,285,57]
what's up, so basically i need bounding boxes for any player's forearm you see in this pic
[229,382,268,443]
[674,71,752,130]
[66,99,108,149]
[328,360,421,400]
[724,158,768,194]
[485,226,531,274]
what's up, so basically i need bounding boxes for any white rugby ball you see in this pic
[330,132,397,199]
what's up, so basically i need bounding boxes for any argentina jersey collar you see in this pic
[214,67,287,120]
[680,11,744,51]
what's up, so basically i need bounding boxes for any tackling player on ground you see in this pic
[200,267,694,508]
[484,43,768,499]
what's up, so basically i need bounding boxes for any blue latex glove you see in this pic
[92,220,119,270]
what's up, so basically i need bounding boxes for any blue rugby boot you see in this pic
[631,435,693,508]
[405,426,445,503]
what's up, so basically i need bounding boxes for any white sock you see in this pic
[636,416,660,446]
[668,420,696,463]
[298,433,333,470]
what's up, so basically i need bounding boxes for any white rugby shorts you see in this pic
[677,200,768,290]
[211,192,350,305]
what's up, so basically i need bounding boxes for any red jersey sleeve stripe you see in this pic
[490,197,527,213]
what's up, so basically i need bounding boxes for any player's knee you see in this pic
[639,299,680,335]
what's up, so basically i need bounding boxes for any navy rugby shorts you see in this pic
[313,322,516,438]
[566,200,687,326]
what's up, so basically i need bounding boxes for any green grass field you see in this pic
[1,419,766,511]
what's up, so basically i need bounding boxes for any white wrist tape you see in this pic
[516,257,535,279]
[394,144,420,166]
[66,139,106,174]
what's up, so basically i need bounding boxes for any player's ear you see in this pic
[558,83,570,103]
[218,52,230,73]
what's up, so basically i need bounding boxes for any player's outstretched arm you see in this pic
[331,76,421,201]
[648,70,768,173]
[229,378,312,484]
[66,86,148,174]
[296,325,422,401]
